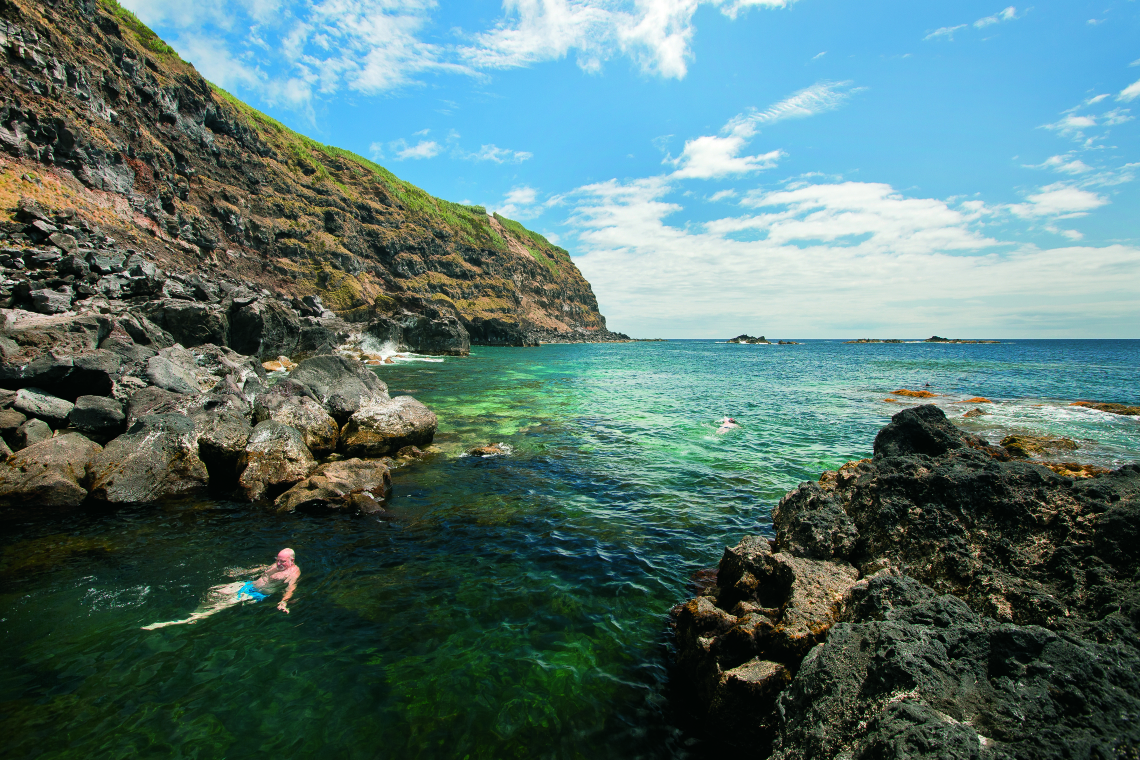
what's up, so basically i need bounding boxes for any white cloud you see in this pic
[467,144,534,163]
[496,185,540,218]
[709,189,737,201]
[811,51,826,61]
[1118,78,1140,102]
[390,139,441,160]
[460,0,797,80]
[567,177,1140,337]
[667,81,859,179]
[1008,183,1108,218]
[1085,94,1110,105]
[1027,155,1094,174]
[974,6,1016,28]
[924,24,966,41]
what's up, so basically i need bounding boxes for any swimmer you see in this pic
[716,416,740,434]
[141,548,300,630]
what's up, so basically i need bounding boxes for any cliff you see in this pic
[0,0,625,352]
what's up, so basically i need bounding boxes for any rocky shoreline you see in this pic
[673,404,1140,758]
[0,197,444,513]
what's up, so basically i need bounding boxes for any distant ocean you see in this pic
[2,339,1138,758]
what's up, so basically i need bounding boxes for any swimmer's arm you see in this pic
[277,570,299,613]
[226,564,271,578]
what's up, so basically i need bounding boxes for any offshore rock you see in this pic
[672,404,1140,757]
[274,458,392,514]
[87,414,209,503]
[340,395,438,458]
[0,433,102,508]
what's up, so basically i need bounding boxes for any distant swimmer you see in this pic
[141,548,300,630]
[716,417,740,434]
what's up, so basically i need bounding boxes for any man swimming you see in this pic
[141,548,300,630]
[716,417,740,434]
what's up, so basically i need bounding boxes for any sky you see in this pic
[121,0,1140,338]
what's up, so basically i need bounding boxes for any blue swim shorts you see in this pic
[236,581,268,602]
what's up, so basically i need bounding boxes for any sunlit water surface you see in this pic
[2,340,1138,759]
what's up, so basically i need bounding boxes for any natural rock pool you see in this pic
[3,339,1138,758]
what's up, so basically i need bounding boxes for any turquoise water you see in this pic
[1,340,1138,758]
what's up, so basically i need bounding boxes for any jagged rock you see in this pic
[229,299,301,360]
[274,458,392,513]
[87,414,210,502]
[60,349,121,398]
[144,354,199,394]
[13,417,52,449]
[29,287,72,314]
[253,393,338,457]
[771,572,1140,760]
[289,354,389,423]
[13,387,74,427]
[68,395,125,436]
[873,402,969,457]
[194,411,252,492]
[340,395,438,457]
[0,433,102,508]
[125,386,182,427]
[772,480,858,560]
[0,408,26,443]
[238,420,316,502]
[141,299,229,347]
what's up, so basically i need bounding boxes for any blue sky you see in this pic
[122,0,1140,338]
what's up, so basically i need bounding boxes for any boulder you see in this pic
[0,433,102,508]
[13,387,75,427]
[87,414,210,502]
[145,354,199,394]
[13,418,53,450]
[253,393,339,457]
[340,396,437,458]
[229,299,301,360]
[468,443,508,457]
[59,349,121,398]
[238,420,316,502]
[194,411,253,492]
[274,458,392,513]
[125,386,183,427]
[30,287,73,314]
[873,403,970,458]
[289,354,389,423]
[68,395,125,437]
[1000,433,1079,458]
[0,408,27,442]
[141,299,229,348]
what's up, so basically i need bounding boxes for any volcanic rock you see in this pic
[87,414,210,503]
[340,395,437,458]
[289,354,389,423]
[0,433,102,508]
[274,458,392,513]
[238,420,316,502]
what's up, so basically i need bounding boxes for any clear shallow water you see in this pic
[2,339,1138,759]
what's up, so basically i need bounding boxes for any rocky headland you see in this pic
[673,404,1140,758]
[0,196,448,513]
[0,0,627,351]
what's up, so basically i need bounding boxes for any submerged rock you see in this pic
[1000,433,1079,458]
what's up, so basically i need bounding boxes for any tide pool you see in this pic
[1,339,1137,758]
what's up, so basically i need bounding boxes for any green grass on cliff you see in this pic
[98,0,180,59]
[208,84,526,253]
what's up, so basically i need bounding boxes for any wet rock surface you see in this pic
[340,395,438,458]
[274,458,392,513]
[672,405,1140,758]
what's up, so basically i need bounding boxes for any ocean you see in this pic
[1,339,1138,758]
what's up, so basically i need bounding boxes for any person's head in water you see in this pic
[276,548,296,570]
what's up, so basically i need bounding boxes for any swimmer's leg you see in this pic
[141,582,246,629]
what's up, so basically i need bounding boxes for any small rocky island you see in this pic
[673,405,1140,757]
[727,335,801,345]
[846,336,1001,344]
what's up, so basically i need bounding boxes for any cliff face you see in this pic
[0,0,624,350]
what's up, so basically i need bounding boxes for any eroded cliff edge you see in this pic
[673,405,1140,758]
[0,0,627,351]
